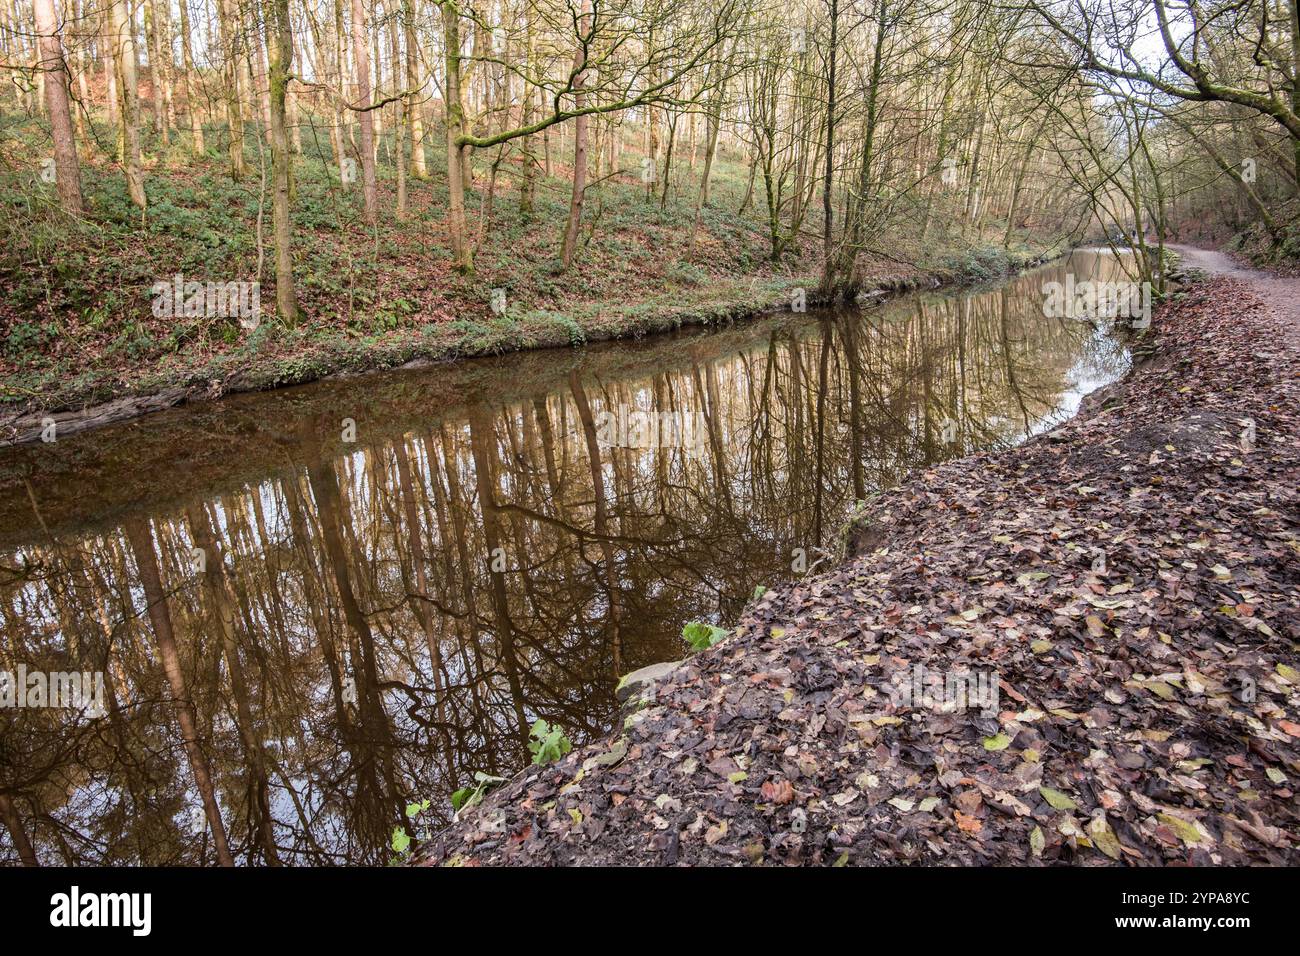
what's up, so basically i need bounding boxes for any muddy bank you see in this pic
[413,270,1300,867]
[0,246,1062,446]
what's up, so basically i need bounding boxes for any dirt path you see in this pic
[416,265,1300,867]
[1169,244,1300,351]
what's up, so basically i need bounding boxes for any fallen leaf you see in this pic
[1039,786,1078,811]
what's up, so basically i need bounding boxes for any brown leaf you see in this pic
[760,779,795,805]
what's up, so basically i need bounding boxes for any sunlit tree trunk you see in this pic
[440,0,472,271]
[177,0,205,152]
[70,0,90,149]
[403,0,427,179]
[109,0,146,214]
[518,7,536,219]
[217,0,246,178]
[264,0,300,322]
[350,0,377,223]
[144,0,164,135]
[558,0,592,270]
[33,0,83,212]
[388,7,407,217]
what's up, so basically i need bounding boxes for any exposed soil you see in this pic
[413,256,1300,867]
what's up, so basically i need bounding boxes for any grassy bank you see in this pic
[2,109,1064,440]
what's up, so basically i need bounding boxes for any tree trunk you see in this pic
[218,0,246,178]
[350,0,378,223]
[177,0,205,151]
[109,0,146,214]
[388,7,407,217]
[251,7,272,132]
[70,0,90,149]
[33,0,83,212]
[518,9,536,219]
[558,0,592,270]
[440,0,472,271]
[102,4,119,128]
[819,0,839,295]
[404,0,427,178]
[144,0,164,135]
[1289,0,1300,194]
[264,0,300,322]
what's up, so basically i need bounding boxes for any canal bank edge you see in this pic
[413,259,1300,866]
[1,244,1068,446]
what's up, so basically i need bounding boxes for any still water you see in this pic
[0,250,1131,864]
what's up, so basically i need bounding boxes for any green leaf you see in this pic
[1039,786,1078,811]
[983,733,1013,751]
[451,773,505,813]
[1088,815,1123,860]
[1143,680,1176,700]
[390,825,411,855]
[1029,825,1045,858]
[529,719,573,766]
[682,620,728,652]
[1156,812,1203,844]
[1016,571,1050,586]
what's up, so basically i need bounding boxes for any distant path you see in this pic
[1167,244,1300,350]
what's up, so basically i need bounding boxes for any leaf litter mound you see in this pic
[416,277,1300,866]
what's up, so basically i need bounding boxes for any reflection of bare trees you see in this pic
[0,793,35,865]
[0,253,1127,865]
[123,517,234,867]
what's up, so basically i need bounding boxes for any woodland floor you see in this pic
[414,253,1300,866]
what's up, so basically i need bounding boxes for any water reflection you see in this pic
[0,251,1129,865]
